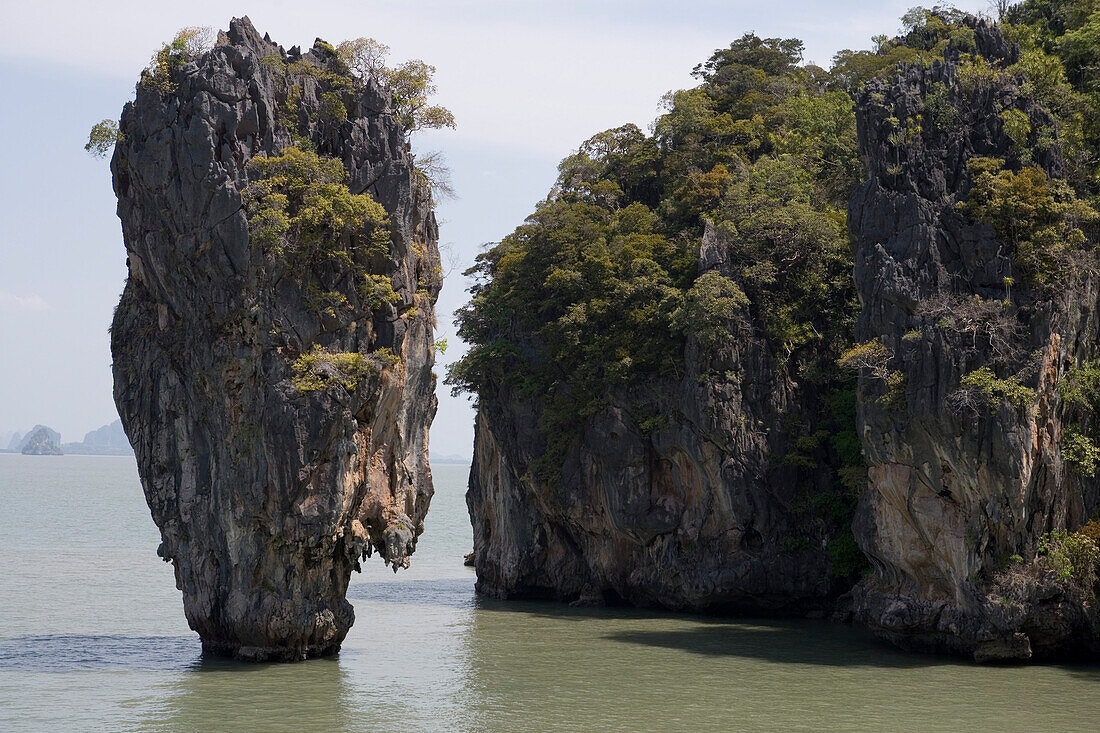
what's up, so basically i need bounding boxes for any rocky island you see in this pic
[452,6,1100,661]
[19,425,62,456]
[109,18,441,660]
[62,419,133,455]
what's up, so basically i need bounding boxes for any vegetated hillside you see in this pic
[451,24,865,612]
[452,3,1100,660]
[110,18,442,660]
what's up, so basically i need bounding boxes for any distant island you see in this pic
[2,419,133,456]
[430,453,472,465]
[63,419,133,456]
[19,425,63,455]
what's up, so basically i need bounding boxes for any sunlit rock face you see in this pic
[849,17,1100,661]
[110,17,440,661]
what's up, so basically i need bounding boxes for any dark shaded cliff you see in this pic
[466,257,857,613]
[455,37,863,613]
[848,16,1100,660]
[111,18,441,660]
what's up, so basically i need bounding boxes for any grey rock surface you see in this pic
[110,17,440,661]
[848,18,1100,660]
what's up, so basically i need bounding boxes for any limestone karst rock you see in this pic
[848,18,1100,661]
[463,176,860,610]
[110,18,441,660]
[20,425,62,455]
[459,28,861,616]
[466,269,856,613]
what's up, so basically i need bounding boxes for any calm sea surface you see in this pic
[1,454,1099,731]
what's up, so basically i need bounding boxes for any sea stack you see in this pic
[110,18,441,660]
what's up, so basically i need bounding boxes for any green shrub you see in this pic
[360,274,401,310]
[142,27,213,93]
[85,120,121,159]
[838,340,891,379]
[1000,108,1032,150]
[243,146,390,267]
[673,271,748,349]
[372,347,400,366]
[1063,427,1100,476]
[922,81,958,129]
[335,38,455,136]
[1059,360,1100,410]
[306,285,349,319]
[958,366,1035,410]
[957,157,1097,285]
[882,370,908,411]
[319,92,347,122]
[291,345,371,392]
[260,54,287,77]
[1037,528,1099,586]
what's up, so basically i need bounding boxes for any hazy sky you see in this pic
[0,0,991,455]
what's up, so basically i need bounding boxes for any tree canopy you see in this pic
[336,38,456,136]
[447,31,864,484]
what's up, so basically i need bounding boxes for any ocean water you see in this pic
[1,454,1099,732]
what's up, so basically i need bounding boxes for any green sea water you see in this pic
[1,453,1099,732]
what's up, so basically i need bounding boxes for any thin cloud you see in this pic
[0,290,50,312]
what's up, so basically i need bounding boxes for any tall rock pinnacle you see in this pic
[110,18,441,660]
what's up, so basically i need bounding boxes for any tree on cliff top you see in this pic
[85,120,120,159]
[85,27,214,160]
[336,38,456,137]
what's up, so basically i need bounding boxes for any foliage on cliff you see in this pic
[449,31,865,565]
[243,146,390,267]
[449,33,860,407]
[335,38,455,136]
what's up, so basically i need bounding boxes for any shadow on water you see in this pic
[603,622,939,669]
[0,634,201,672]
[348,579,947,669]
[467,596,957,670]
[143,654,355,731]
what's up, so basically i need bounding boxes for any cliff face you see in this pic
[20,425,62,455]
[468,222,856,613]
[110,18,440,660]
[849,20,1100,660]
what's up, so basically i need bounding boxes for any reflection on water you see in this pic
[3,457,1100,732]
[0,635,200,672]
[141,656,355,733]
